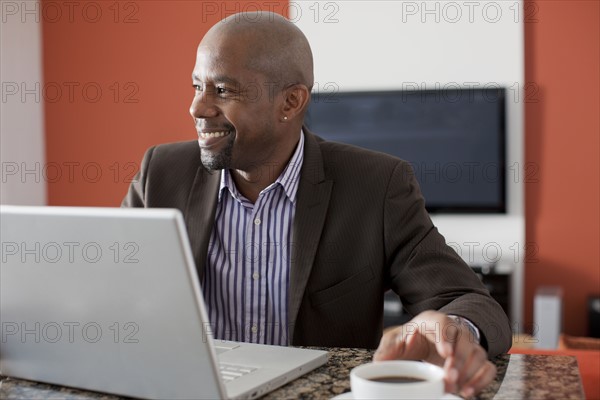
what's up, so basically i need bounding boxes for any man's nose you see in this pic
[189,92,219,120]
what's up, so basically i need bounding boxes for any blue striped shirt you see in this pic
[202,133,304,345]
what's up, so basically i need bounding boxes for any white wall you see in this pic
[292,0,525,328]
[1,0,47,205]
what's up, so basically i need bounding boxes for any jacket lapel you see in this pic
[288,129,333,343]
[184,167,221,282]
[181,131,331,342]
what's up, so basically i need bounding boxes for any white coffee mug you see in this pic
[350,360,445,399]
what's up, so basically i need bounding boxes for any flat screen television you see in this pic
[305,88,507,213]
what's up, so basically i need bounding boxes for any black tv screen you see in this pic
[305,88,506,213]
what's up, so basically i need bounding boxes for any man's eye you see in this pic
[192,84,202,91]
[216,87,228,94]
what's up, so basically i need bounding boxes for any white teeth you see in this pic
[200,131,229,139]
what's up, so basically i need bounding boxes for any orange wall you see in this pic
[43,1,288,206]
[43,1,599,335]
[524,0,600,336]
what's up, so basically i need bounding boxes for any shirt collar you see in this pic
[218,130,305,204]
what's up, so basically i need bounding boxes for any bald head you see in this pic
[200,11,314,91]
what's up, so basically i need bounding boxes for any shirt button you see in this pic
[252,272,259,280]
[251,325,258,333]
[254,218,261,225]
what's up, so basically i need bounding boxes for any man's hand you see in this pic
[373,310,496,398]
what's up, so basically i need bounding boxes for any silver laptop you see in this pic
[0,205,327,399]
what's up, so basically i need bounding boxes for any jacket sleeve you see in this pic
[383,161,512,357]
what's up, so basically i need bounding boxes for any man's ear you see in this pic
[281,84,311,120]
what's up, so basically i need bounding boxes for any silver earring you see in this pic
[283,116,288,120]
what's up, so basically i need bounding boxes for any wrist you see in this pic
[447,315,481,345]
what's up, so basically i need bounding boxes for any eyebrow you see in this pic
[191,73,241,86]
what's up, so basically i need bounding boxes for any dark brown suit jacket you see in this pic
[122,130,512,357]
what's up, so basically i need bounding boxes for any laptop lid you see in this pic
[0,205,229,399]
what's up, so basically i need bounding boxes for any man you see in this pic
[122,11,511,397]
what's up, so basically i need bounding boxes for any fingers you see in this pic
[374,311,497,397]
[442,319,495,397]
[444,338,488,395]
[373,327,405,361]
[456,344,488,388]
[373,324,431,362]
[458,360,497,398]
[443,362,460,392]
[435,315,461,359]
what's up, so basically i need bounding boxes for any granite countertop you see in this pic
[0,350,585,399]
[267,349,586,400]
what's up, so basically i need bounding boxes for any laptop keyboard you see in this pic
[219,363,258,382]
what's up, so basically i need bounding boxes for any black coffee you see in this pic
[369,376,426,384]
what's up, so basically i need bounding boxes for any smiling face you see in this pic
[190,34,286,172]
[189,12,314,174]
